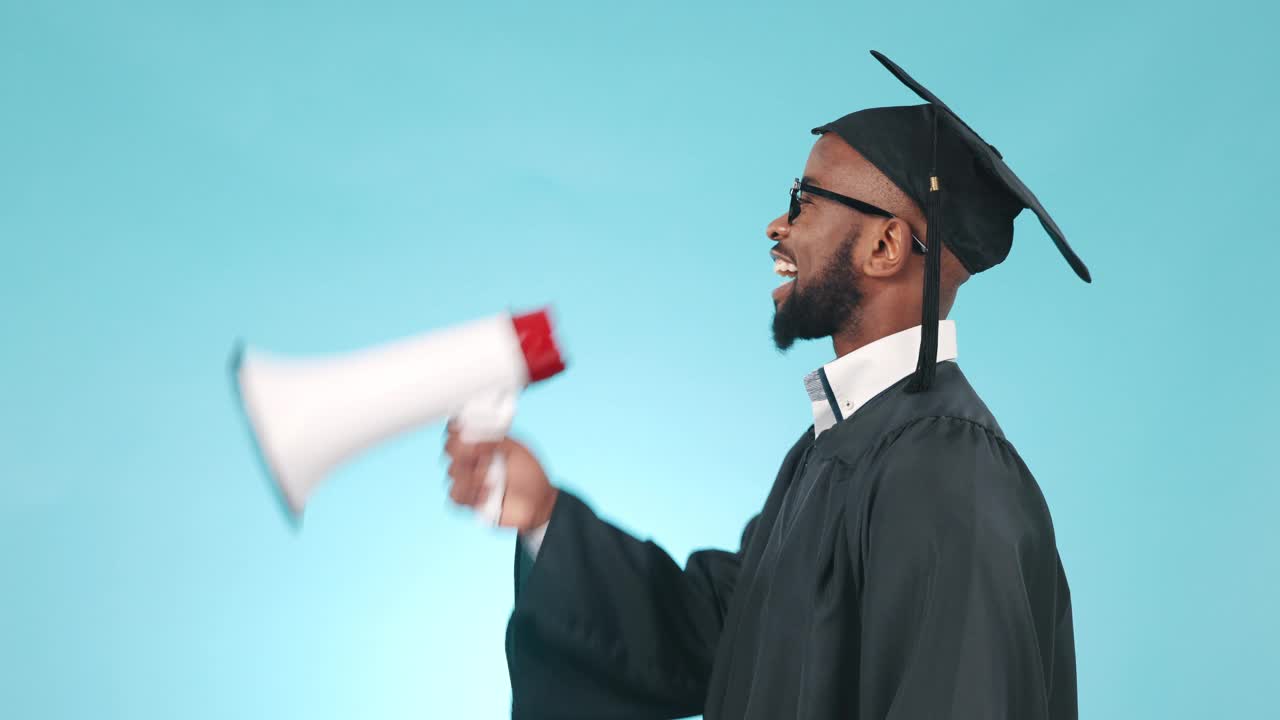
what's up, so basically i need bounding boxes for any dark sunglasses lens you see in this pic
[788,192,800,223]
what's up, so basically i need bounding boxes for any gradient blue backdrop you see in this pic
[3,1,1277,718]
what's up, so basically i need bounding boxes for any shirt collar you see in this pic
[804,321,959,438]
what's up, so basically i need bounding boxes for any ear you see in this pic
[860,217,914,279]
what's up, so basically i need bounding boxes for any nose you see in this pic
[766,213,789,241]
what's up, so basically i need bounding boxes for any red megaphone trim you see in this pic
[512,308,567,384]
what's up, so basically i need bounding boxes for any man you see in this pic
[444,51,1084,719]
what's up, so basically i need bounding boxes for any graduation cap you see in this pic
[811,50,1091,392]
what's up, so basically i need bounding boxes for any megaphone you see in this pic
[229,308,566,526]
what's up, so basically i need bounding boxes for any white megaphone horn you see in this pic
[229,308,567,527]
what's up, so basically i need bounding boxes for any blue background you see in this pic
[3,1,1277,717]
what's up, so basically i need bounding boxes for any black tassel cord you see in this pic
[908,106,943,393]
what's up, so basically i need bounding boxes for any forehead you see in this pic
[802,132,877,186]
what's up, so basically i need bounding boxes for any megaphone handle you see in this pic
[454,389,518,528]
[476,452,507,527]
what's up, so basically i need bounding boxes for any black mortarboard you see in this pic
[811,50,1091,392]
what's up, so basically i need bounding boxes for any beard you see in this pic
[772,234,863,352]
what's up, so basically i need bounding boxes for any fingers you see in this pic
[443,422,501,462]
[443,420,505,512]
[444,430,498,509]
[447,460,490,507]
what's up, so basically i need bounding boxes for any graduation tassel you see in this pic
[907,108,943,394]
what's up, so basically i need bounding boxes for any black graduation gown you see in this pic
[505,362,1076,719]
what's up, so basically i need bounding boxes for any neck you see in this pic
[830,313,921,358]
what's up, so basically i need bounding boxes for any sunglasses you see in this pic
[789,178,928,254]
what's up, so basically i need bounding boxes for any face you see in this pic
[768,135,873,351]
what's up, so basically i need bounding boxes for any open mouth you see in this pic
[773,257,798,279]
[771,249,797,301]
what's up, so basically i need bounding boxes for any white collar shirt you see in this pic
[805,321,959,438]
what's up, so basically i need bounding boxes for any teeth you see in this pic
[773,258,798,277]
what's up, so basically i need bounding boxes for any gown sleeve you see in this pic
[850,417,1077,720]
[506,489,758,720]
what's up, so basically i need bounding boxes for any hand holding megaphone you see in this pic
[442,424,559,532]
